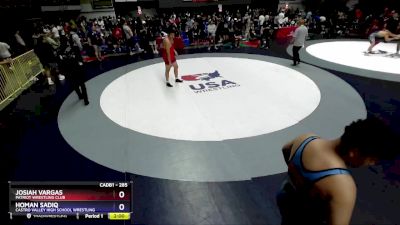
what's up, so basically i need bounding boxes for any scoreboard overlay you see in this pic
[8,181,133,221]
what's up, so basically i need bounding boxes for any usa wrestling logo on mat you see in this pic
[181,70,240,93]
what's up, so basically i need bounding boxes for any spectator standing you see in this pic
[386,11,399,33]
[260,26,271,49]
[234,25,242,48]
[14,30,27,54]
[44,32,60,50]
[146,27,158,54]
[34,36,65,85]
[207,20,217,50]
[138,28,150,54]
[32,29,41,47]
[57,23,66,37]
[98,18,105,31]
[259,14,265,27]
[70,29,83,51]
[122,20,136,56]
[112,24,123,52]
[51,25,60,44]
[0,41,12,61]
[88,25,103,61]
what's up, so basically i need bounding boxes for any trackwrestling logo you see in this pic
[181,70,240,93]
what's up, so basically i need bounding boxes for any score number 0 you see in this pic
[118,191,126,211]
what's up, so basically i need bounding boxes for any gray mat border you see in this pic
[58,53,366,182]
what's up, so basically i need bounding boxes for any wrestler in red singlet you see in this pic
[162,43,176,65]
[163,28,182,87]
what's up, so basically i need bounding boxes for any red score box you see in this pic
[13,188,130,201]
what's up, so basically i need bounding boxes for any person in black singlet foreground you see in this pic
[277,117,399,225]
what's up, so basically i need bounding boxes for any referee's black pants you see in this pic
[292,45,302,65]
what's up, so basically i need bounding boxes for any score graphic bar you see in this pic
[8,181,133,221]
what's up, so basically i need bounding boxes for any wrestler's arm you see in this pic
[385,31,400,41]
[321,175,357,225]
[384,34,397,42]
[386,30,397,37]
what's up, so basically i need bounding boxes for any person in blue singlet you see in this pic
[277,117,398,225]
